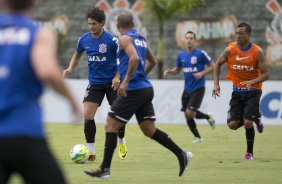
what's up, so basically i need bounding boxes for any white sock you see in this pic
[118,138,125,144]
[87,143,95,154]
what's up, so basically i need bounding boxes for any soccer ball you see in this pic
[70,144,89,164]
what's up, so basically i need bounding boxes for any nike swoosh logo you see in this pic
[236,55,251,61]
[122,152,127,158]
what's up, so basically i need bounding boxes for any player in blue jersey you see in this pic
[0,0,82,184]
[83,12,192,179]
[164,31,215,143]
[63,7,127,161]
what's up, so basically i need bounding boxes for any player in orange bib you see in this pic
[212,23,269,160]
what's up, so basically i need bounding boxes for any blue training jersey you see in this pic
[0,14,44,138]
[176,48,212,93]
[76,31,118,85]
[117,29,152,91]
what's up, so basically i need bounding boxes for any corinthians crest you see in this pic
[96,0,147,37]
[265,0,282,67]
[99,43,107,53]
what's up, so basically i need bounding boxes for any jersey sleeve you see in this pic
[201,50,212,65]
[176,52,182,67]
[112,36,119,53]
[111,36,118,69]
[76,37,84,54]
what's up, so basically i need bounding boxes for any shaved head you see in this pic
[117,12,134,29]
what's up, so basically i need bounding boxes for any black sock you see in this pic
[151,129,183,158]
[84,119,96,143]
[101,133,117,169]
[187,119,201,138]
[245,127,255,154]
[118,126,125,139]
[195,110,209,120]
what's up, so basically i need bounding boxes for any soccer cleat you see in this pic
[88,154,96,161]
[255,112,263,133]
[244,152,254,160]
[178,151,193,177]
[118,143,127,160]
[83,167,110,179]
[207,112,216,129]
[192,137,203,143]
[255,121,264,133]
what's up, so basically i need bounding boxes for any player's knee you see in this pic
[228,122,238,130]
[84,113,94,120]
[105,116,115,131]
[105,116,123,133]
[244,120,253,128]
[83,107,96,119]
[139,120,156,138]
[142,130,152,137]
[185,109,195,119]
[186,115,194,120]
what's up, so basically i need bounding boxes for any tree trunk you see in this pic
[157,22,164,79]
[157,59,163,79]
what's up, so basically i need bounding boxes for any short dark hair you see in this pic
[85,7,105,23]
[4,0,35,11]
[117,12,134,29]
[186,31,196,39]
[237,22,252,33]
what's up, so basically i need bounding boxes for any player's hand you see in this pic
[193,72,203,79]
[63,69,71,78]
[212,84,220,98]
[163,69,170,78]
[118,82,127,97]
[112,78,120,91]
[69,101,83,124]
[240,80,254,88]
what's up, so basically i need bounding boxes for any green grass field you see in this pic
[9,124,282,184]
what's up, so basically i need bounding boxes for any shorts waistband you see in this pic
[233,86,259,92]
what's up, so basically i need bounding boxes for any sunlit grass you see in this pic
[9,124,282,184]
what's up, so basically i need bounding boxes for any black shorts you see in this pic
[108,87,156,124]
[227,89,262,123]
[83,83,117,106]
[0,137,66,184]
[181,87,205,111]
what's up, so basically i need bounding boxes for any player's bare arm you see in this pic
[118,35,139,97]
[193,62,214,79]
[63,52,82,78]
[112,72,120,91]
[32,28,62,83]
[32,28,82,119]
[240,48,269,87]
[163,67,181,77]
[257,48,270,81]
[145,46,157,74]
[212,46,230,98]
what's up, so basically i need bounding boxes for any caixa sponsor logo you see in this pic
[261,91,282,118]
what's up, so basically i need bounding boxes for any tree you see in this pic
[143,0,202,79]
